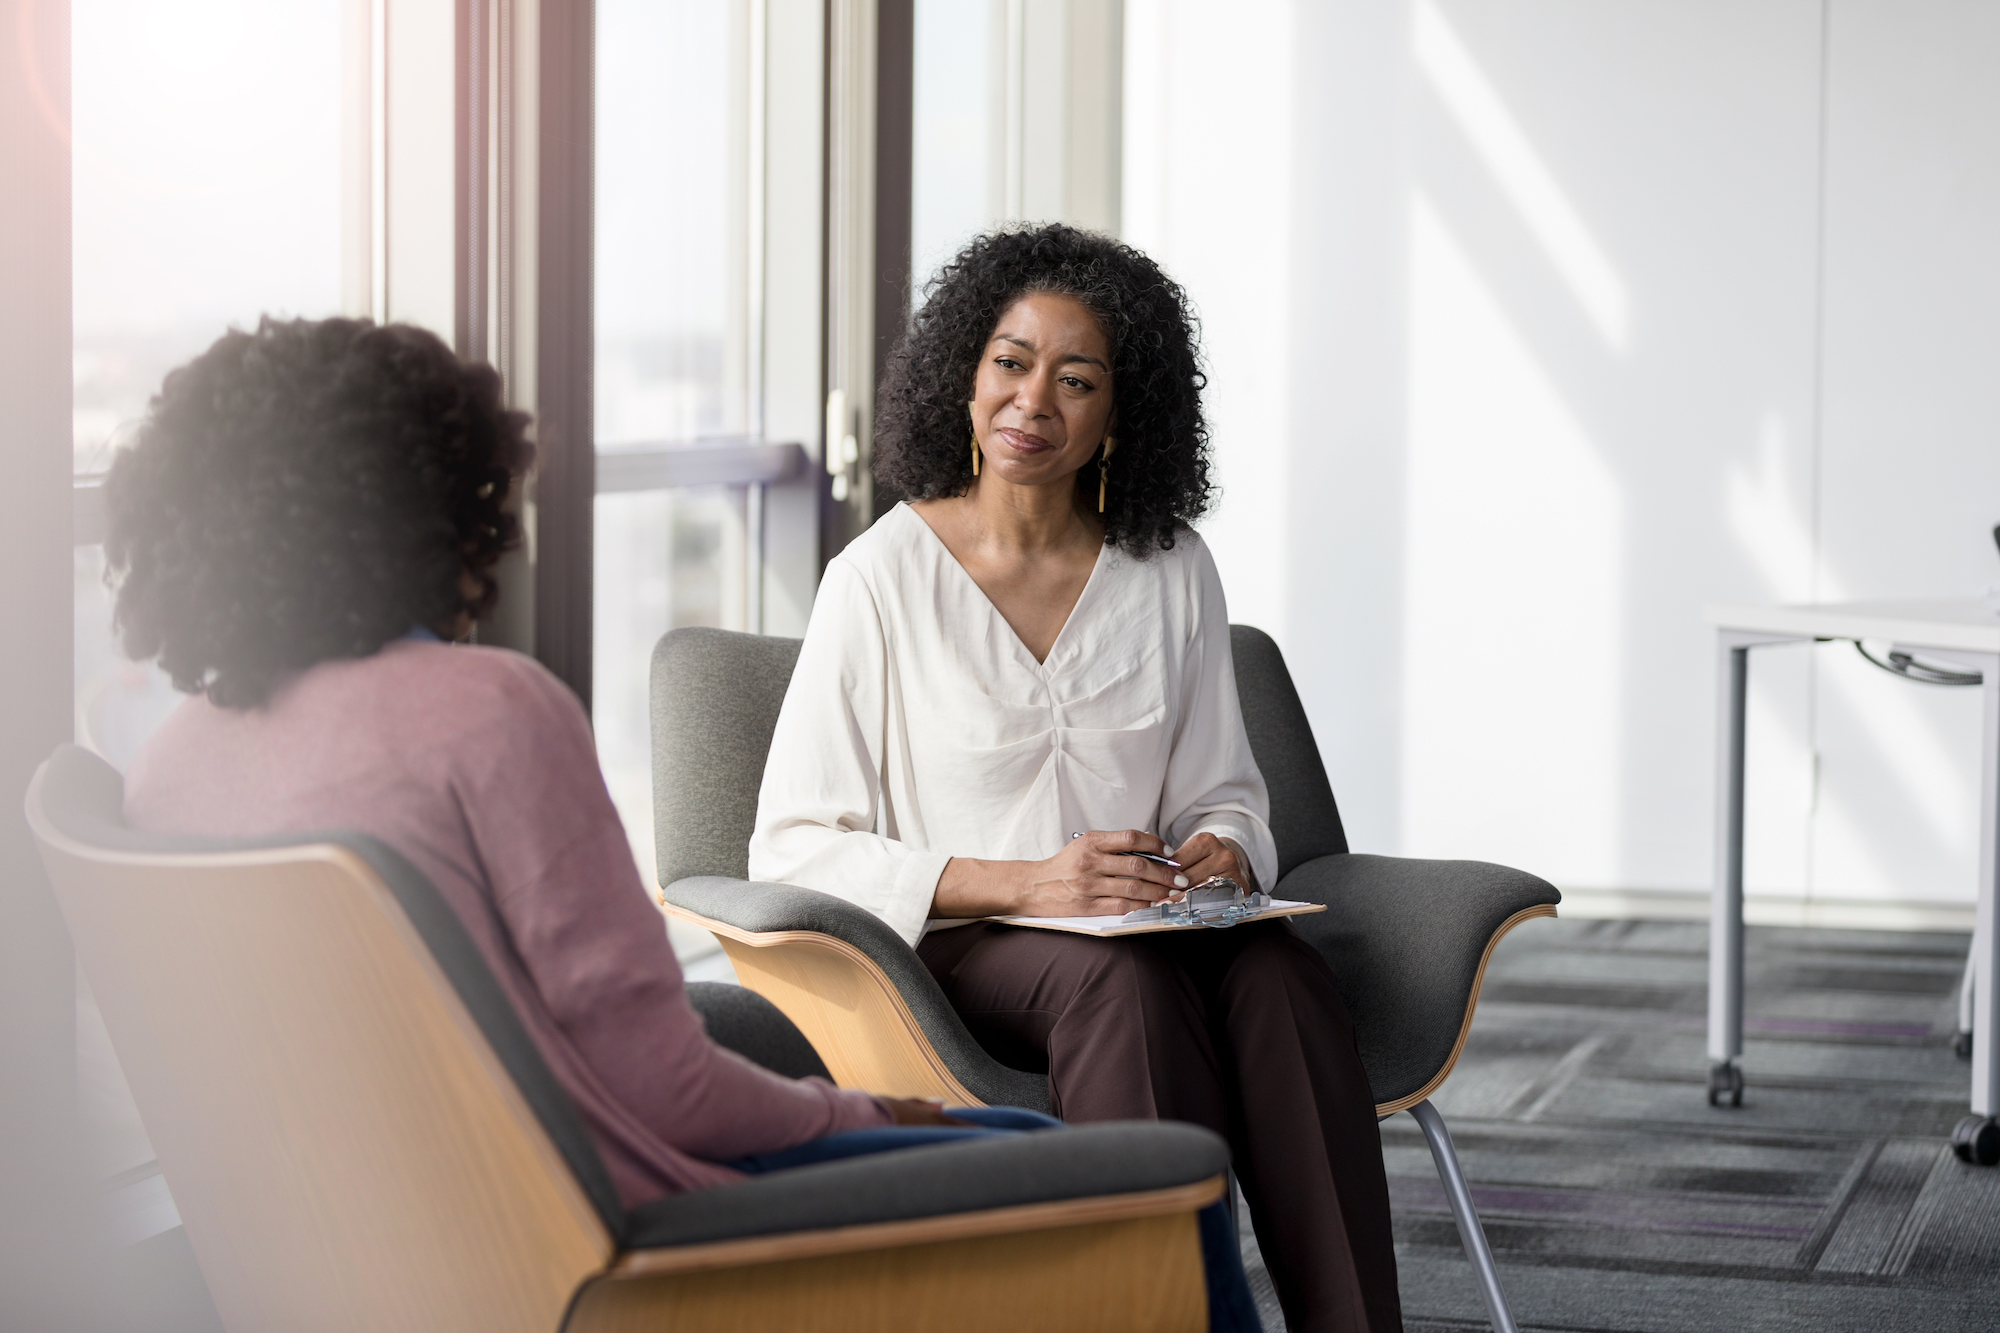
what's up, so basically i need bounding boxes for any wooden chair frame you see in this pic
[27,750,1223,1333]
[668,903,1556,1118]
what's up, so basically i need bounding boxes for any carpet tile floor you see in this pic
[1237,918,2000,1332]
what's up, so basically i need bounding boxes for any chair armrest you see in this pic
[663,876,1049,1110]
[618,1121,1227,1251]
[684,982,833,1081]
[1275,852,1559,1110]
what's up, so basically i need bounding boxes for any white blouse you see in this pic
[748,503,1278,947]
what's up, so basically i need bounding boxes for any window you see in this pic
[593,0,757,906]
[595,0,750,449]
[911,0,995,292]
[71,0,345,772]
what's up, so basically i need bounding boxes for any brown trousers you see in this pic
[917,919,1402,1333]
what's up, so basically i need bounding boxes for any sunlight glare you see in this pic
[1723,414,1976,882]
[1413,0,1631,349]
[1724,413,1818,602]
[1402,194,1625,884]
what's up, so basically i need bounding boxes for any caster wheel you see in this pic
[1952,1115,2000,1166]
[1954,1031,1974,1061]
[1706,1062,1744,1108]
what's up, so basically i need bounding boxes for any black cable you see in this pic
[1854,640,1983,687]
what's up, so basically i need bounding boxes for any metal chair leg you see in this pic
[1409,1099,1517,1333]
[1957,938,1977,1060]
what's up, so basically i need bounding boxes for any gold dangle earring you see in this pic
[1098,436,1118,513]
[968,404,980,477]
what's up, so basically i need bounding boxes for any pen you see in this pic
[1071,832,1180,868]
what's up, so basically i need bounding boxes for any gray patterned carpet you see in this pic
[1236,918,2000,1332]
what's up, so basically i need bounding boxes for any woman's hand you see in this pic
[1170,832,1258,893]
[1017,829,1192,916]
[931,828,1191,919]
[882,1097,974,1126]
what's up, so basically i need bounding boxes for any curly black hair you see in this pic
[873,223,1212,554]
[104,316,534,708]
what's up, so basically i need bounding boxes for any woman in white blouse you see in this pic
[751,224,1399,1333]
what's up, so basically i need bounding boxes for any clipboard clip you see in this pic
[1132,877,1273,929]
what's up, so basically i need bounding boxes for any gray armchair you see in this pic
[651,625,1561,1333]
[28,745,1229,1332]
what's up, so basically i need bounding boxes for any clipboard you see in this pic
[986,898,1326,937]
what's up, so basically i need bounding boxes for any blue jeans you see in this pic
[727,1107,1261,1333]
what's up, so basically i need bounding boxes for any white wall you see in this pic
[1806,0,2000,912]
[1125,0,2000,920]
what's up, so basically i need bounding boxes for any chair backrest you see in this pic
[26,746,617,1333]
[652,627,804,885]
[1228,625,1349,878]
[650,624,1348,888]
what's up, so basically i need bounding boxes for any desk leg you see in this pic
[1707,638,1749,1107]
[1953,654,2000,1164]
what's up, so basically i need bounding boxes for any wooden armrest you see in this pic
[565,1178,1223,1333]
[670,903,985,1103]
[659,876,1050,1110]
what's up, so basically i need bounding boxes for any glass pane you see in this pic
[71,0,345,769]
[72,0,344,475]
[594,0,752,977]
[912,0,995,292]
[596,0,748,445]
[592,489,747,966]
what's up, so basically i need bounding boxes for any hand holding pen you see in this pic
[1068,830,1189,899]
[1072,830,1257,897]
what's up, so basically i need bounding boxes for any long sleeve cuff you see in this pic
[882,848,953,947]
[822,1080,896,1131]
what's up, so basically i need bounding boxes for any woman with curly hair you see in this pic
[750,225,1401,1332]
[106,316,1046,1206]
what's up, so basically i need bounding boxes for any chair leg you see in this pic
[1409,1099,1517,1333]
[1957,943,1977,1060]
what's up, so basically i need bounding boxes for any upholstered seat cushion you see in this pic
[622,1120,1227,1249]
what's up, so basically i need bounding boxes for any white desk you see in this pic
[1705,600,2000,1163]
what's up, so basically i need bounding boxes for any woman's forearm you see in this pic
[930,856,1032,918]
[931,831,1191,920]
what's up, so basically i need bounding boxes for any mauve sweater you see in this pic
[124,638,891,1207]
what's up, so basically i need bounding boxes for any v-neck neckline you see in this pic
[899,502,1111,670]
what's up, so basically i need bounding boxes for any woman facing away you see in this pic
[102,313,1259,1330]
[749,223,1402,1333]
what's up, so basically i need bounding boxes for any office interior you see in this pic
[4,1,1998,1329]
